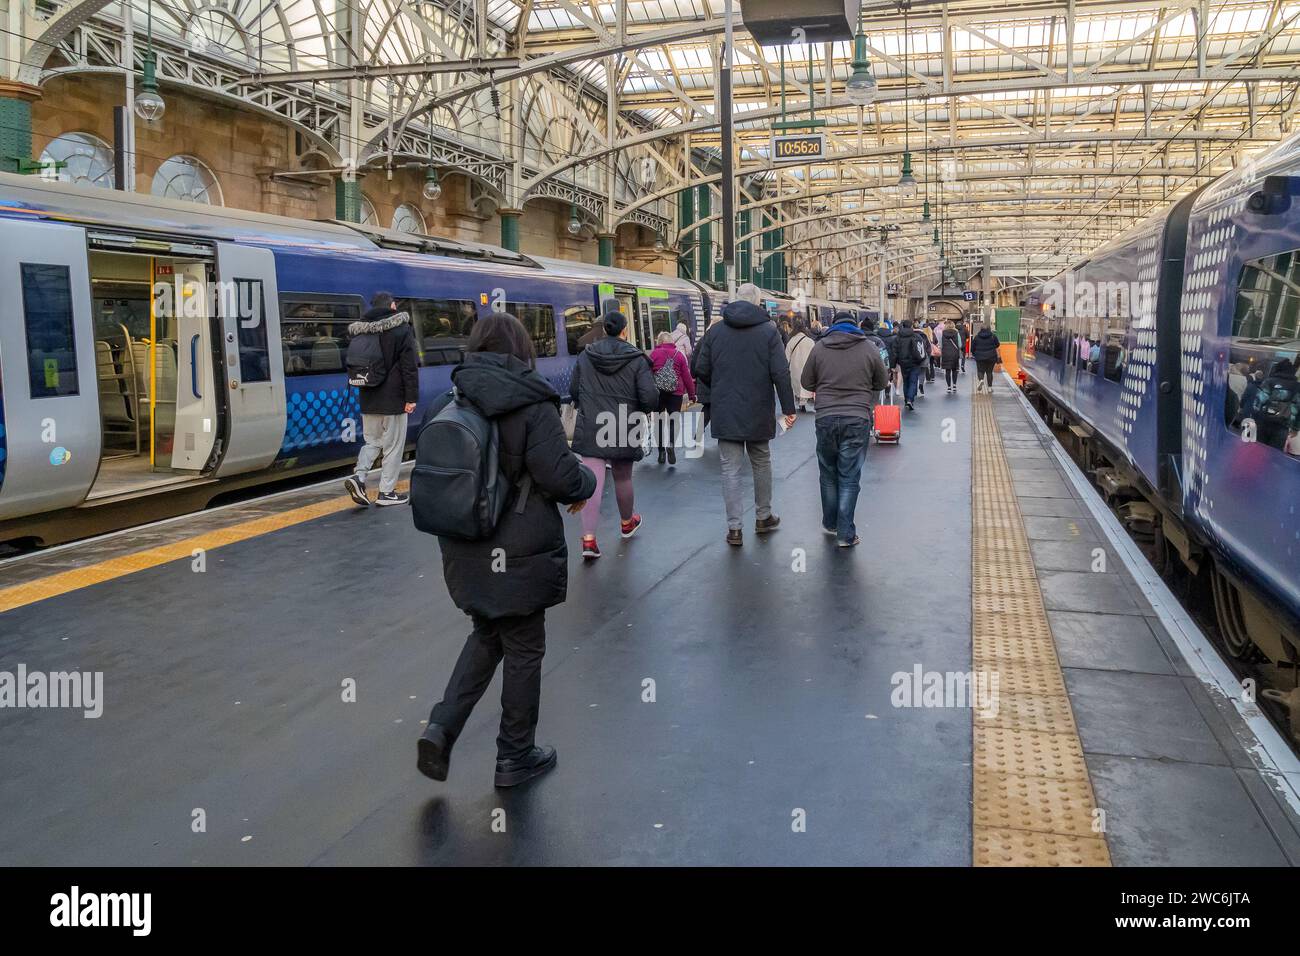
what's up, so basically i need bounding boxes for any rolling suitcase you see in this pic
[873,389,901,444]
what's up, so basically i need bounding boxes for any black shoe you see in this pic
[755,514,781,534]
[417,723,453,781]
[905,402,915,411]
[838,535,861,548]
[494,745,557,788]
[657,448,666,464]
[376,490,408,506]
[726,529,743,546]
[667,446,676,465]
[344,475,369,507]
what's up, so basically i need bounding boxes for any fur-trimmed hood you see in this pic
[348,309,411,336]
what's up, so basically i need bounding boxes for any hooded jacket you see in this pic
[349,305,420,416]
[940,327,963,369]
[650,341,696,399]
[428,353,596,620]
[894,325,932,372]
[692,301,796,442]
[799,324,890,422]
[569,333,659,459]
[971,328,1002,362]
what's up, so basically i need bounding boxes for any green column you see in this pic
[737,209,752,285]
[597,234,615,267]
[0,83,40,175]
[334,178,361,222]
[499,208,522,252]
[677,188,695,279]
[696,185,712,286]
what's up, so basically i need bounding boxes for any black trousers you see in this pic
[657,390,683,446]
[945,367,959,387]
[926,354,937,381]
[429,609,546,760]
[976,359,996,388]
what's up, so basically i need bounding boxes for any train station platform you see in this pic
[1,377,1298,867]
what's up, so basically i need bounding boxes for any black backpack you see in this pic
[410,391,530,541]
[346,332,387,388]
[910,333,927,364]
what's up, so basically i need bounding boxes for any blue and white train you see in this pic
[0,172,710,546]
[1019,131,1300,703]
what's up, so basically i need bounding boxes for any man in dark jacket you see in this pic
[801,312,890,547]
[344,291,419,506]
[421,334,596,787]
[971,322,1002,394]
[895,319,931,411]
[692,282,797,546]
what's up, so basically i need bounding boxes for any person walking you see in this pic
[894,319,931,411]
[650,330,696,465]
[972,322,1002,394]
[940,319,963,393]
[343,291,419,507]
[800,312,889,547]
[569,305,658,559]
[418,313,597,789]
[785,320,818,413]
[692,282,797,546]
[670,320,693,361]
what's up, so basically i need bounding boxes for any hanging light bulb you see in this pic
[845,31,878,107]
[654,233,665,253]
[922,199,931,221]
[422,167,442,201]
[897,151,918,199]
[932,225,940,246]
[134,51,165,123]
[567,203,582,236]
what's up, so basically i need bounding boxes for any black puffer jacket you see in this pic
[692,301,796,442]
[971,328,1002,362]
[349,306,419,415]
[940,328,963,370]
[570,334,658,460]
[430,353,596,620]
[894,326,931,372]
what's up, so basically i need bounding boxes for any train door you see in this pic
[212,243,286,477]
[170,260,220,470]
[0,220,100,519]
[636,288,672,350]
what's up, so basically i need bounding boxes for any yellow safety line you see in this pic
[0,482,407,615]
[971,395,1111,866]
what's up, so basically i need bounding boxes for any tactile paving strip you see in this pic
[971,395,1111,866]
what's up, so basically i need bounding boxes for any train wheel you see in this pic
[1210,563,1263,661]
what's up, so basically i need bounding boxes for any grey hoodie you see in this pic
[799,328,890,422]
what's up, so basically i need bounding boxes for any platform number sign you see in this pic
[962,290,977,301]
[773,133,826,163]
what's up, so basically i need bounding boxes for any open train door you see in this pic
[212,243,286,477]
[0,220,101,519]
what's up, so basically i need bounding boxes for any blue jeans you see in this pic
[815,415,870,543]
[903,366,925,405]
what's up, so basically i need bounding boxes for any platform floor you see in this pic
[0,375,1296,866]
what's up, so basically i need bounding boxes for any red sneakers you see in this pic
[581,536,601,559]
[620,514,643,539]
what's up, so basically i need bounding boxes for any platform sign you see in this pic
[772,133,826,163]
[962,290,977,301]
[886,282,901,298]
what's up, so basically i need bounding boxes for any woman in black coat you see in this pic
[569,310,658,559]
[420,314,597,789]
[971,323,1002,394]
[940,319,964,392]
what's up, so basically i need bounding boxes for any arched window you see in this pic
[360,196,378,226]
[151,155,223,205]
[39,132,114,188]
[392,203,425,235]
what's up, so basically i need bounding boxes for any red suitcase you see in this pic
[874,392,901,444]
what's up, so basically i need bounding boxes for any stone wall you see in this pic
[28,73,677,273]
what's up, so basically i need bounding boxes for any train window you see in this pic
[21,263,80,399]
[235,279,271,383]
[280,297,361,376]
[507,302,557,358]
[1225,250,1300,457]
[401,298,476,367]
[564,305,596,355]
